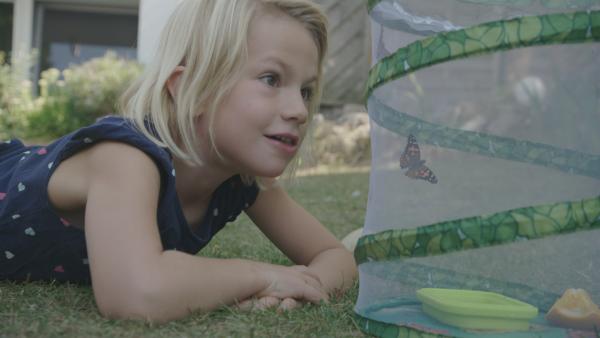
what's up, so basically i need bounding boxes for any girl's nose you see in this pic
[281,90,309,125]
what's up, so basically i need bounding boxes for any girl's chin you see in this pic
[248,161,291,178]
[253,167,287,178]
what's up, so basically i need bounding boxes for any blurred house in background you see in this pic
[1,0,138,85]
[0,0,368,104]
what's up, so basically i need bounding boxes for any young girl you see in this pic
[0,0,357,322]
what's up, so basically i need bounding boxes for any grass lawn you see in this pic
[0,171,370,337]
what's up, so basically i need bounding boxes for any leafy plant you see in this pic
[0,52,36,138]
[25,52,142,138]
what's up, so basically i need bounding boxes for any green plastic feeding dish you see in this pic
[416,288,538,331]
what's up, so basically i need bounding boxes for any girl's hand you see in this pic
[278,297,301,311]
[236,297,302,312]
[254,264,328,305]
[236,296,281,311]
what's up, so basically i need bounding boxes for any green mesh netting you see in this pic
[356,1,600,337]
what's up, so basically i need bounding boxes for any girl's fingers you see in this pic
[299,282,329,304]
[278,298,300,312]
[302,274,324,293]
[237,296,281,312]
[256,264,329,303]
[289,265,325,298]
[235,299,254,311]
[290,267,328,304]
[254,296,281,310]
[239,297,305,313]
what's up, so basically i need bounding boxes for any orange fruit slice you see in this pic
[546,288,600,330]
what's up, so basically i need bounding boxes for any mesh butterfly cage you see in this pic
[354,0,600,337]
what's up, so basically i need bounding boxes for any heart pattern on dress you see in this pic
[5,251,14,259]
[24,227,36,236]
[18,182,26,192]
[0,192,6,200]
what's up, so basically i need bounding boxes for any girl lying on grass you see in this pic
[0,0,356,322]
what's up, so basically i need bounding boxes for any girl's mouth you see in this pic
[265,133,300,155]
[265,134,298,146]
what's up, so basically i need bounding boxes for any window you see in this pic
[0,2,13,58]
[37,6,138,72]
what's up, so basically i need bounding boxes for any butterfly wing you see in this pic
[401,134,438,184]
[400,134,420,169]
[406,164,438,184]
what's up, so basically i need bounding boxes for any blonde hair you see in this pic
[120,0,328,183]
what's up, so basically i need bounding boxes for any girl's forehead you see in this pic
[249,5,311,41]
[247,23,318,77]
[247,9,317,58]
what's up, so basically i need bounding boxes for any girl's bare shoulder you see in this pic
[47,141,161,227]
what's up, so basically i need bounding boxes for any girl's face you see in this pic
[198,6,319,177]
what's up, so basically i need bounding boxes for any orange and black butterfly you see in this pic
[400,134,438,184]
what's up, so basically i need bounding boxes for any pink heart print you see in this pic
[0,192,6,200]
[54,265,65,273]
[37,148,47,155]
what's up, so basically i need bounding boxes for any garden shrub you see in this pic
[0,52,36,139]
[306,112,371,167]
[25,52,142,138]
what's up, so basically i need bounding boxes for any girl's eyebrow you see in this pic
[260,56,289,69]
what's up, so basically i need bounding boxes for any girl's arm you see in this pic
[82,142,327,322]
[245,180,358,295]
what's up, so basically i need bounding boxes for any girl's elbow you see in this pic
[94,277,174,323]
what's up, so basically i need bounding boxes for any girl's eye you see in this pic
[259,74,279,87]
[301,87,313,101]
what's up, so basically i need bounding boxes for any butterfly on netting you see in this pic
[399,134,438,184]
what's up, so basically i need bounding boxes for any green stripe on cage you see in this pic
[366,10,600,98]
[369,97,600,180]
[368,0,600,14]
[367,0,380,13]
[355,312,451,338]
[354,194,600,264]
[457,0,600,7]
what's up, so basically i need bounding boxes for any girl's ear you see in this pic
[166,66,186,99]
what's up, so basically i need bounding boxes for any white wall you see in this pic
[137,0,182,64]
[11,0,33,75]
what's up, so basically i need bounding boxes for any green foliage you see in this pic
[26,52,142,138]
[0,52,35,139]
[0,52,142,140]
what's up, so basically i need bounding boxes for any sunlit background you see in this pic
[0,0,369,105]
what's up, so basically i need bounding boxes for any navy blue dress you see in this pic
[0,116,259,284]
